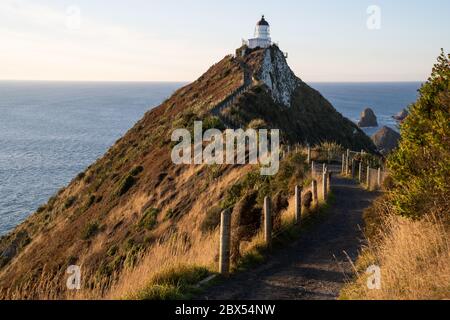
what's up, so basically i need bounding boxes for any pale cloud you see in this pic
[0,0,211,81]
[0,0,65,28]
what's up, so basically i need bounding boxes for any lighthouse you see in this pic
[248,15,272,49]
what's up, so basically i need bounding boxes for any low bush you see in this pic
[139,208,160,231]
[200,206,222,233]
[64,196,77,209]
[81,222,99,240]
[131,265,209,300]
[116,166,145,197]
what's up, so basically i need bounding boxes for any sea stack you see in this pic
[372,126,401,155]
[358,108,378,127]
[393,108,409,122]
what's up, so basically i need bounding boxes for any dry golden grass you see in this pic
[104,231,219,299]
[106,180,309,300]
[1,226,219,300]
[341,211,450,300]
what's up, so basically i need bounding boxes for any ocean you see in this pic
[0,81,421,236]
[311,82,421,136]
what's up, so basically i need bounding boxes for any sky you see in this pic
[1,0,449,82]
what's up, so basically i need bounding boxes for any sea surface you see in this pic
[0,81,421,236]
[311,82,421,136]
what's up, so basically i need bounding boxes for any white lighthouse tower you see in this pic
[248,15,272,49]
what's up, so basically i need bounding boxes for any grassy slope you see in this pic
[0,47,375,299]
[0,54,245,297]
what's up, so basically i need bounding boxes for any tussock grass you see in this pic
[103,231,218,300]
[341,203,450,300]
[128,265,209,300]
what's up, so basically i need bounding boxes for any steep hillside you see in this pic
[0,45,375,299]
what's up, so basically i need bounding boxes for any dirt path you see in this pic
[199,172,380,300]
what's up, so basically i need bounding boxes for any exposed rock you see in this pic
[302,191,313,210]
[259,47,300,107]
[393,108,409,122]
[237,46,377,152]
[371,126,401,155]
[272,191,289,230]
[358,108,378,127]
[231,190,262,262]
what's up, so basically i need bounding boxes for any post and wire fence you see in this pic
[217,143,336,275]
[217,143,390,275]
[340,148,388,191]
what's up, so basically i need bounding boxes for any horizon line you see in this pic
[0,79,425,84]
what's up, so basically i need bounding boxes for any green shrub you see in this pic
[48,195,57,209]
[36,205,47,214]
[387,50,450,218]
[76,172,86,180]
[116,166,144,196]
[81,222,99,240]
[316,141,344,163]
[64,196,77,209]
[116,175,136,196]
[165,209,177,220]
[130,166,144,176]
[139,208,160,230]
[132,265,209,300]
[97,255,124,278]
[124,243,144,268]
[220,152,307,210]
[202,116,225,131]
[107,245,118,257]
[84,195,96,210]
[200,206,222,233]
[133,284,183,300]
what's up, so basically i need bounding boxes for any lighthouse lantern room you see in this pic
[248,15,272,49]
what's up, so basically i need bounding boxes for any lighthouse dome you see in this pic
[257,15,269,26]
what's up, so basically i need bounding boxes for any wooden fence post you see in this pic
[346,154,350,176]
[322,169,328,200]
[307,146,311,164]
[351,159,356,179]
[377,167,382,189]
[367,166,371,190]
[327,171,331,193]
[341,154,345,175]
[219,209,232,275]
[323,163,326,174]
[264,197,272,248]
[295,185,302,225]
[358,161,363,183]
[312,180,318,207]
